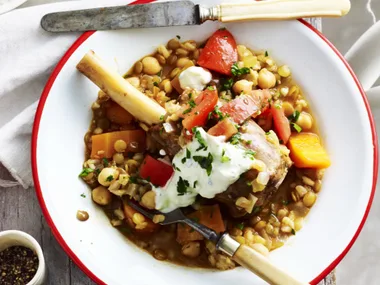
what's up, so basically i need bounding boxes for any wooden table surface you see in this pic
[0,17,336,285]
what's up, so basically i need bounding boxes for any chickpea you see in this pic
[303,191,317,207]
[258,68,276,89]
[126,77,140,88]
[140,191,156,210]
[167,38,180,50]
[282,101,295,117]
[113,153,124,164]
[233,80,253,95]
[92,186,112,205]
[98,167,119,187]
[278,65,291,78]
[114,139,127,153]
[176,57,192,68]
[142,56,162,75]
[296,112,313,131]
[181,242,201,258]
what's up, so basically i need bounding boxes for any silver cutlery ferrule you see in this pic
[198,5,220,23]
[216,233,240,257]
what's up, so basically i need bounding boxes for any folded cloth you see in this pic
[0,0,143,189]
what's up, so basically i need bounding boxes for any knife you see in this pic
[41,0,351,33]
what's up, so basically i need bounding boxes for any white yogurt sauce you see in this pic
[178,66,212,91]
[153,128,255,213]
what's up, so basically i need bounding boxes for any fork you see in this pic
[127,200,308,285]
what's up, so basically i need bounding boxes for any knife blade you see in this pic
[41,1,205,33]
[41,0,351,33]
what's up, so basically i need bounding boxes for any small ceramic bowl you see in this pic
[0,230,46,285]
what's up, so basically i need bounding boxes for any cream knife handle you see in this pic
[206,0,351,22]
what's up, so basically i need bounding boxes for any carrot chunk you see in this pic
[288,132,331,168]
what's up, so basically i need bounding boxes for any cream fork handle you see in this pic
[217,234,308,285]
[216,0,351,22]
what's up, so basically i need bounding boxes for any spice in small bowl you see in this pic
[0,246,39,284]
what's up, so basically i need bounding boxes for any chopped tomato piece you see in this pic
[208,118,238,140]
[177,205,225,244]
[197,29,238,75]
[123,202,160,234]
[182,89,218,130]
[288,133,331,168]
[139,155,174,187]
[272,105,291,144]
[220,95,259,124]
[91,130,146,158]
[219,90,271,125]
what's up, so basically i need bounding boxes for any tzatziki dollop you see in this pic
[153,128,255,213]
[178,66,212,91]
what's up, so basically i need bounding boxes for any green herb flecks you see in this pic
[129,176,139,184]
[188,100,196,108]
[176,35,181,39]
[291,229,296,235]
[252,206,262,215]
[177,176,190,196]
[193,180,198,188]
[220,78,234,91]
[173,163,181,172]
[102,158,109,166]
[193,153,214,176]
[236,223,244,230]
[231,63,250,77]
[193,128,208,151]
[265,51,269,57]
[79,168,94,177]
[292,123,302,133]
[230,133,242,145]
[288,110,301,122]
[153,82,159,87]
[207,86,215,91]
[80,193,86,198]
[159,115,164,121]
[245,149,256,160]
[221,149,231,163]
[106,175,114,182]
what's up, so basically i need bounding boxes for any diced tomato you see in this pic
[139,155,174,187]
[219,90,271,125]
[197,29,238,76]
[208,118,238,140]
[272,106,291,144]
[123,202,160,234]
[177,205,225,244]
[182,89,218,130]
[220,95,260,124]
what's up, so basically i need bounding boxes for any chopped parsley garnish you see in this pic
[176,35,181,39]
[156,70,162,76]
[80,193,86,198]
[292,123,302,133]
[177,176,189,196]
[221,149,231,163]
[181,157,187,164]
[78,168,94,177]
[193,128,207,151]
[188,100,196,108]
[193,180,198,188]
[246,181,253,186]
[246,140,252,145]
[265,50,269,57]
[245,149,256,160]
[291,229,296,235]
[102,158,109,166]
[231,63,250,76]
[230,133,242,145]
[274,103,281,109]
[193,153,213,176]
[153,82,159,87]
[213,106,225,121]
[236,223,244,230]
[106,175,114,182]
[282,200,290,205]
[252,206,262,215]
[189,93,192,99]
[220,78,234,91]
[288,110,301,122]
[159,115,164,121]
[129,176,139,184]
[182,108,192,115]
[173,163,181,172]
[186,148,191,159]
[207,86,215,91]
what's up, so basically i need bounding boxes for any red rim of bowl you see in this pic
[31,3,379,284]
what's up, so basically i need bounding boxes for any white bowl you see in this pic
[0,230,46,285]
[31,0,378,284]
